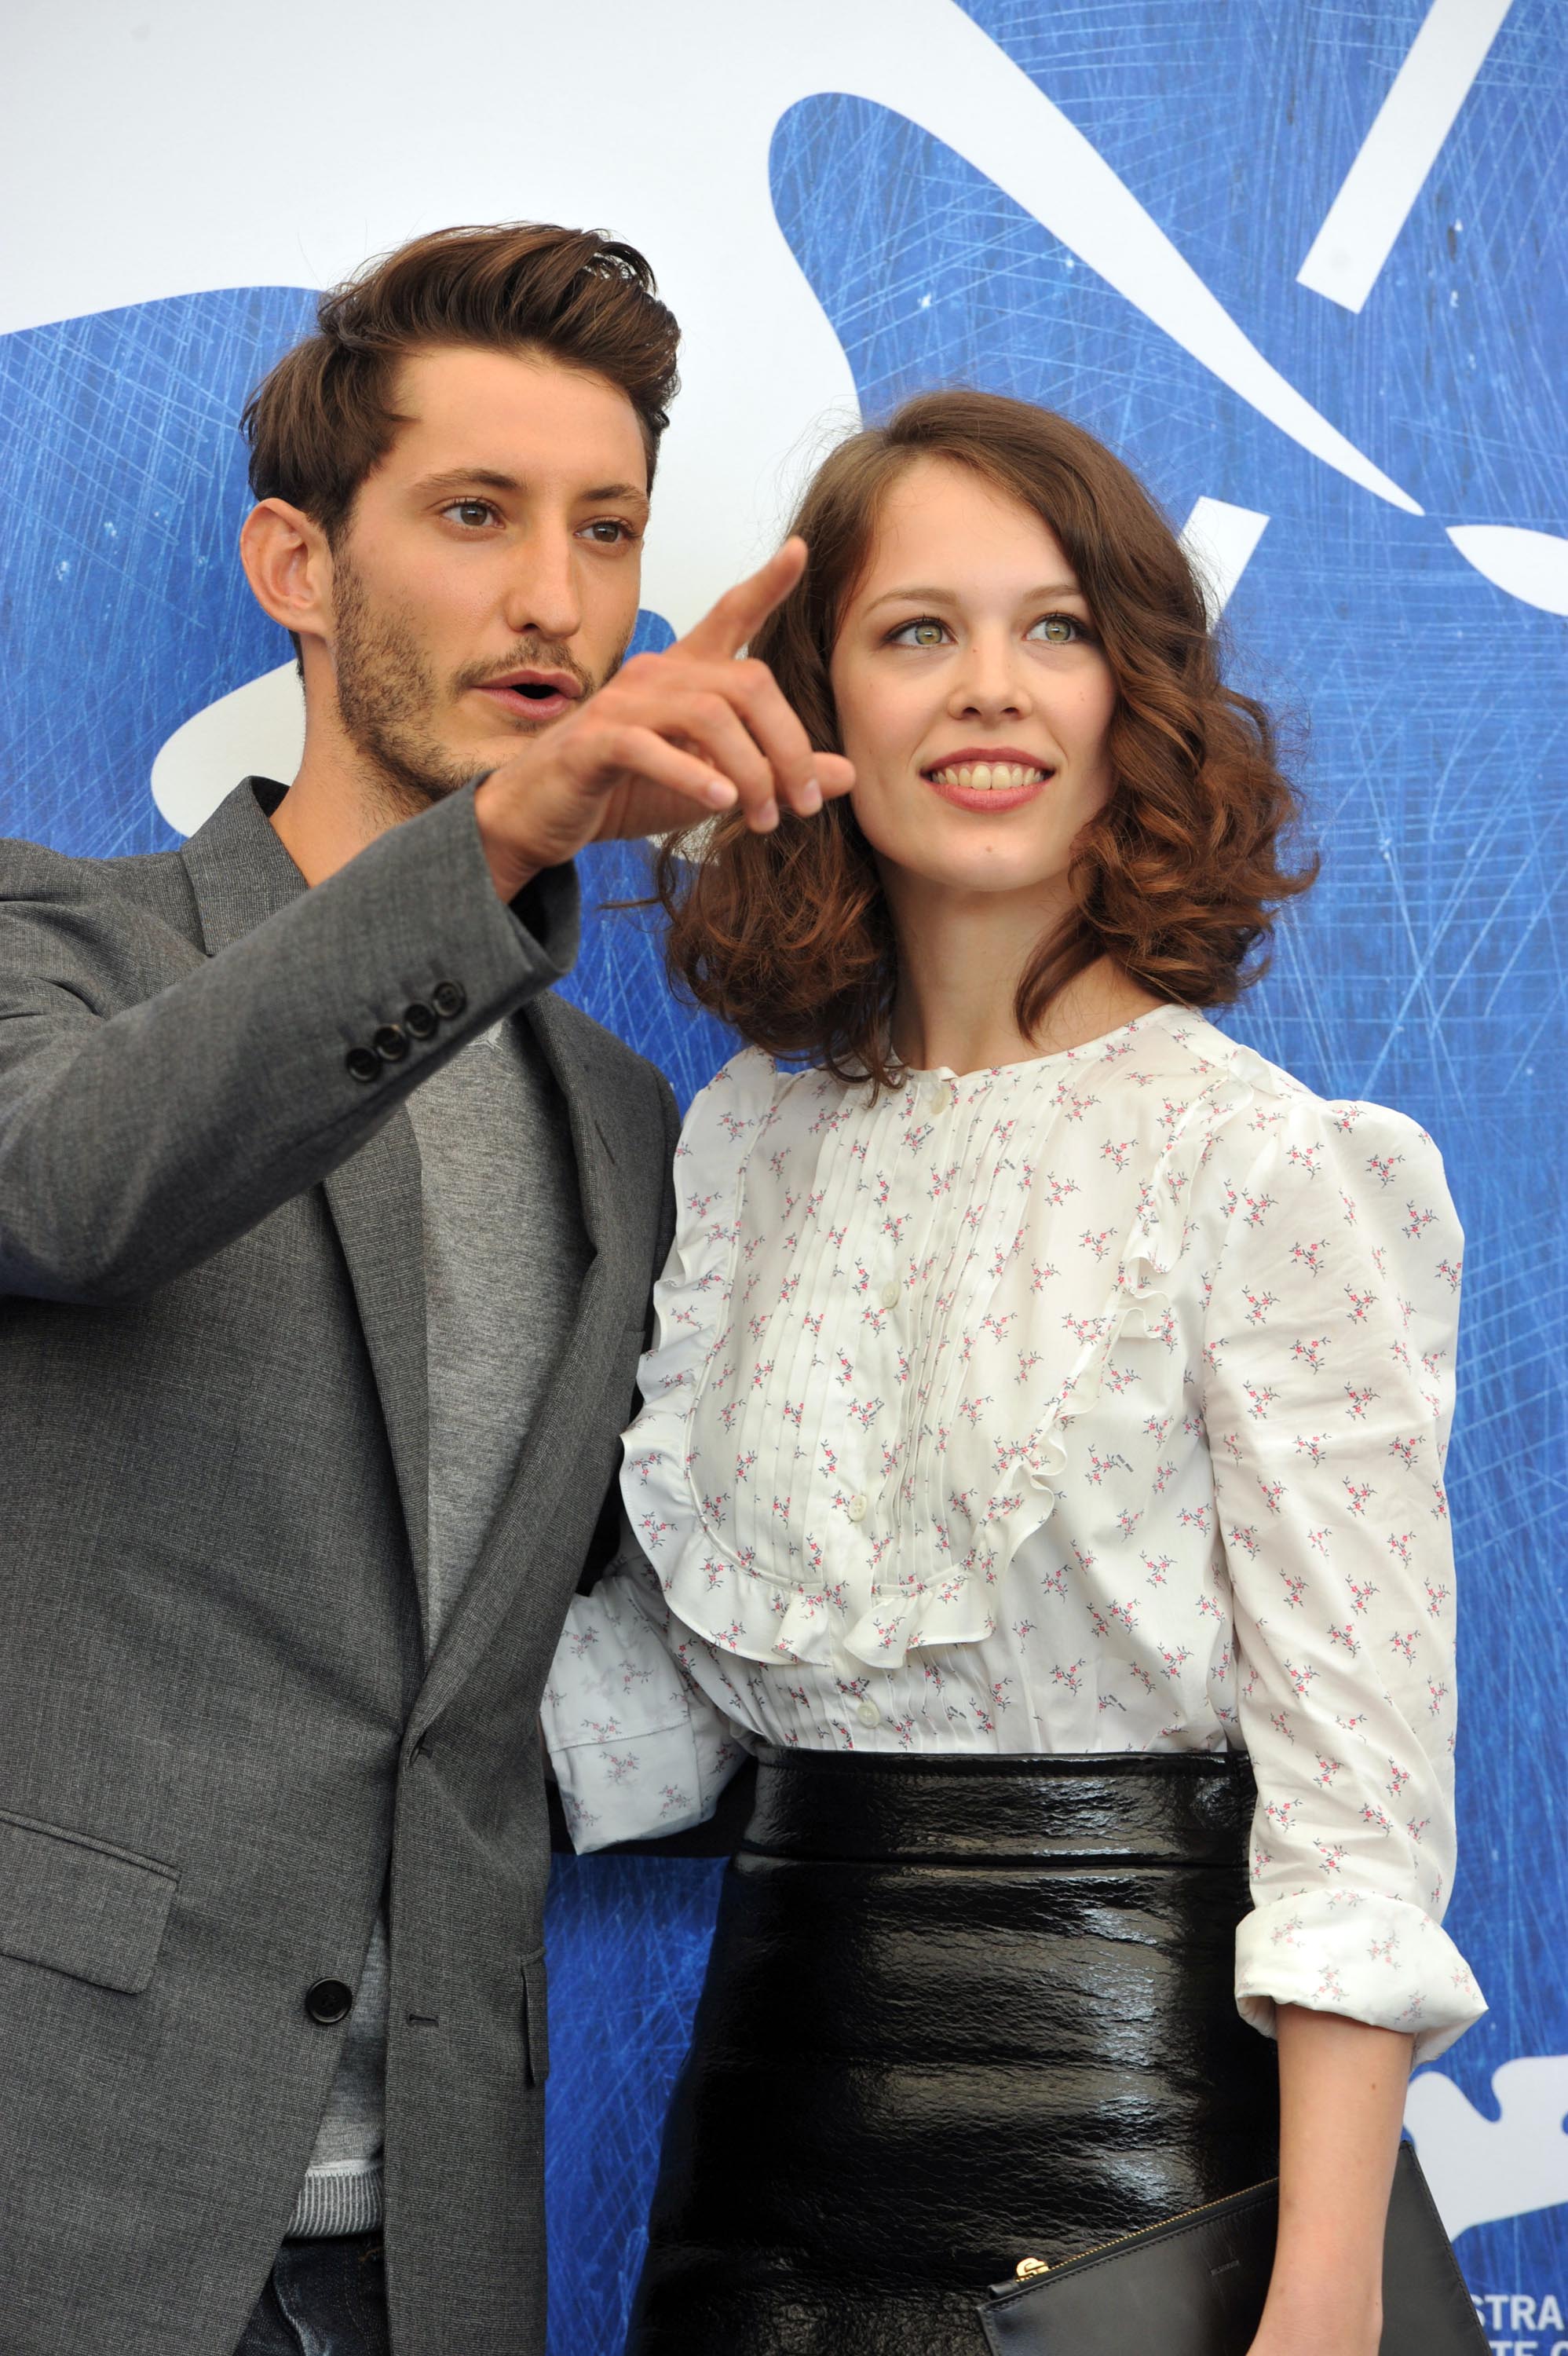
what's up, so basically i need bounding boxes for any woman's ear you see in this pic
[239,498,334,649]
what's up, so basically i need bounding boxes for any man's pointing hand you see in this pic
[473,539,853,899]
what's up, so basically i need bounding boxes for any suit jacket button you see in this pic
[372,1023,409,1063]
[403,1001,437,1041]
[430,980,467,1019]
[305,1978,354,2025]
[345,1047,382,1084]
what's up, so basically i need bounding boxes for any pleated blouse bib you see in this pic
[543,1004,1486,2060]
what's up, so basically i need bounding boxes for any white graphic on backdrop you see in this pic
[1297,0,1515,313]
[1405,2057,1568,2241]
[152,664,305,836]
[1446,525,1568,616]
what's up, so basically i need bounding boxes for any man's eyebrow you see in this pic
[864,579,1084,610]
[411,466,649,510]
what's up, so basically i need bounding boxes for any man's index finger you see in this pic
[680,537,808,660]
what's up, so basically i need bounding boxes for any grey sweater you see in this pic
[288,1015,590,2237]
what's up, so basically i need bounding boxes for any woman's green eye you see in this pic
[1030,613,1082,643]
[893,617,948,647]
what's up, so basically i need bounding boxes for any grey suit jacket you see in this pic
[0,779,678,2356]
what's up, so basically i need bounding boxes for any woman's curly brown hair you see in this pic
[656,390,1314,1088]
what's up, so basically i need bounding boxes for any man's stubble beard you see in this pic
[330,551,618,821]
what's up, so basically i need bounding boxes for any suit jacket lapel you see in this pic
[183,780,431,1622]
[320,1121,431,1622]
[411,990,633,1726]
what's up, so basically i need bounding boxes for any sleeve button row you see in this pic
[345,979,467,1082]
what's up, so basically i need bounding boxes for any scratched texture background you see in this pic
[0,0,1563,2343]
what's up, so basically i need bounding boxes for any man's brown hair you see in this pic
[242,221,680,537]
[656,390,1315,1091]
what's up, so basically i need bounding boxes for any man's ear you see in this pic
[239,497,335,646]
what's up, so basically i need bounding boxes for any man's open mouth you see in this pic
[472,670,583,718]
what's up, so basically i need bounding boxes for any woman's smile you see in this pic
[921,744,1056,811]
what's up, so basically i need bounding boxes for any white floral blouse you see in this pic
[542,1004,1485,2063]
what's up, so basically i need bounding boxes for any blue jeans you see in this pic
[234,2235,389,2355]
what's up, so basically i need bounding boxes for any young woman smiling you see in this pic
[543,392,1484,2356]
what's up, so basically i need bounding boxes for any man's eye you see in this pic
[442,499,498,529]
[890,617,948,648]
[1029,613,1084,644]
[580,518,634,545]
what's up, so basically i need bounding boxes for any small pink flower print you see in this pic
[1343,1382,1377,1419]
[1290,1238,1329,1276]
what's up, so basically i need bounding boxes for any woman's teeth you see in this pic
[927,762,1049,791]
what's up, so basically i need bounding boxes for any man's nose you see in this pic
[503,528,583,645]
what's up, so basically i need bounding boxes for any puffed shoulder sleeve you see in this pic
[1198,1085,1485,2063]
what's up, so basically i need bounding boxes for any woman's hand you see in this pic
[1244,2003,1413,2356]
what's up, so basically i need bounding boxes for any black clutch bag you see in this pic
[978,2142,1486,2355]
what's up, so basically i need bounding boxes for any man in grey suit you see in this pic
[0,221,851,2356]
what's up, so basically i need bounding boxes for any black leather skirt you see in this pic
[626,1747,1280,2356]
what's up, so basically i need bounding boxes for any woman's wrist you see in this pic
[1250,2274,1382,2356]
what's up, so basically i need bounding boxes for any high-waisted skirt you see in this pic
[626,1747,1281,2356]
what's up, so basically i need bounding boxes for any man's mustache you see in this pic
[456,641,598,700]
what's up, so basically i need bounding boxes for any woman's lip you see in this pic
[925,772,1048,814]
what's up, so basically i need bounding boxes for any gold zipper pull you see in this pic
[1015,2258,1050,2279]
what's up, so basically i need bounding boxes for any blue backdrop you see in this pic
[2,4,1563,2347]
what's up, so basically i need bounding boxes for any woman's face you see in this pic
[828,456,1118,902]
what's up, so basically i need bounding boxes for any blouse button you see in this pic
[879,1281,901,1309]
[924,1084,947,1117]
[856,1699,881,1728]
[846,1493,868,1524]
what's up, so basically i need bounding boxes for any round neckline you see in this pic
[893,1001,1190,1085]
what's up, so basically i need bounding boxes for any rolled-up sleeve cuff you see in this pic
[1236,1890,1487,2066]
[543,1717,715,1855]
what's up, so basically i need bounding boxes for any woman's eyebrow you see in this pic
[863,580,1084,611]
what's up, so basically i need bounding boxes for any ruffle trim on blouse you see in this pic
[621,1034,1254,1673]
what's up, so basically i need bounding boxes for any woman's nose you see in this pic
[949,642,1030,722]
